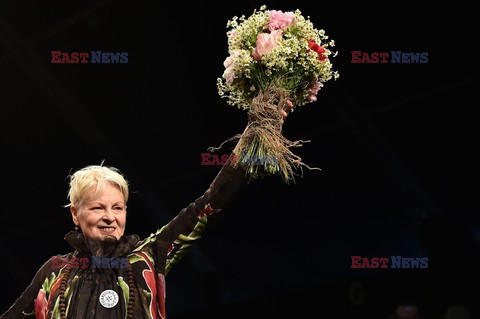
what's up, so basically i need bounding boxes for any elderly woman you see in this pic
[0,112,289,319]
[1,160,250,319]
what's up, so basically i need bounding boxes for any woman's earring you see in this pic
[75,225,79,231]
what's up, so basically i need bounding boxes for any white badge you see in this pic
[99,289,119,308]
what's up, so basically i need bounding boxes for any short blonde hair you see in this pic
[66,165,129,207]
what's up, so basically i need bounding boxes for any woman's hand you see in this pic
[281,99,293,125]
[281,110,288,126]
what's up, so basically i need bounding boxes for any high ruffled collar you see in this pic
[64,231,140,258]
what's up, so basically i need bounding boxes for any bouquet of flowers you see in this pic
[214,5,339,183]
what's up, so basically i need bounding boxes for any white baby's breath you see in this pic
[218,6,338,109]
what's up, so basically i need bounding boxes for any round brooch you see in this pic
[99,289,119,308]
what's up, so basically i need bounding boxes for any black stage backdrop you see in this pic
[0,1,478,318]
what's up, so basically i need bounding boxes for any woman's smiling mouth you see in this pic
[98,226,116,234]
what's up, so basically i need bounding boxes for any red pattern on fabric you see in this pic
[155,273,166,318]
[167,243,174,255]
[48,273,63,308]
[34,289,47,319]
[198,204,221,218]
[36,272,64,318]
[134,251,166,319]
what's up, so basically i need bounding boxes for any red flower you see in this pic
[308,40,327,61]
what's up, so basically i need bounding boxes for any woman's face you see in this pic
[70,183,126,241]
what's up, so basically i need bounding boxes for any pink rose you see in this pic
[222,49,243,84]
[307,81,323,102]
[268,10,296,31]
[252,30,283,61]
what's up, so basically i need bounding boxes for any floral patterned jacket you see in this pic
[0,164,250,319]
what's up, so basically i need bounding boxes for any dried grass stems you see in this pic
[209,86,320,183]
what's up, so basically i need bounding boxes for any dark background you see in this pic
[1,1,478,318]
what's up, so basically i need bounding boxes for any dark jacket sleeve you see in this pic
[135,161,252,274]
[159,162,251,244]
[0,258,54,318]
